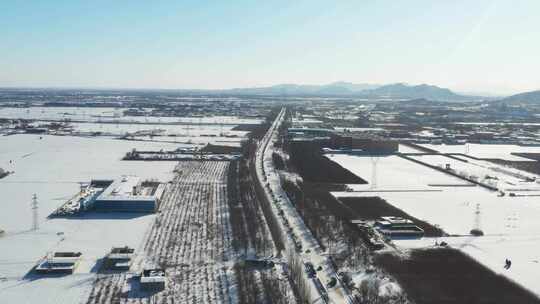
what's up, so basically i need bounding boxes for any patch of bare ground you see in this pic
[200,143,241,154]
[486,158,540,175]
[375,248,540,304]
[286,141,367,184]
[510,152,540,161]
[340,196,445,237]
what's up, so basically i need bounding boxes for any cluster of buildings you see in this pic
[374,216,424,238]
[33,246,166,291]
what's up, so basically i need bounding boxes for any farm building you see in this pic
[35,252,82,274]
[103,246,135,271]
[140,268,166,291]
[92,176,165,212]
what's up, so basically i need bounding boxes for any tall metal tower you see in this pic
[370,156,380,189]
[31,194,39,231]
[473,203,481,231]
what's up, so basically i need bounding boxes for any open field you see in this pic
[327,154,469,190]
[0,107,264,125]
[419,143,540,161]
[328,150,540,298]
[0,106,262,147]
[406,154,540,193]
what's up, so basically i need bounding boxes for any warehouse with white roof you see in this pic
[92,176,165,212]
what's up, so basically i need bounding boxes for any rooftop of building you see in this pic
[96,176,157,202]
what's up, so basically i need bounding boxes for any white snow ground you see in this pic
[0,134,178,304]
[0,107,263,125]
[419,143,540,161]
[328,151,540,297]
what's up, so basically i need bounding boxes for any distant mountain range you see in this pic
[8,82,538,103]
[192,82,479,101]
[364,83,470,101]
[497,90,540,104]
[225,82,380,96]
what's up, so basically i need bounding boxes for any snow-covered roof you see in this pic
[96,175,156,202]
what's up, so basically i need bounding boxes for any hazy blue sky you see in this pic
[1,0,538,95]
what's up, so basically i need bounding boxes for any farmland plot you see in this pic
[86,161,236,304]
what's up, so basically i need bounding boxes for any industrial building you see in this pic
[374,216,424,238]
[332,136,399,153]
[92,176,165,212]
[287,127,336,138]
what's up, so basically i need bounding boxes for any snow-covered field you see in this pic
[407,154,540,192]
[328,152,540,297]
[397,144,426,153]
[327,154,469,190]
[0,107,263,125]
[0,134,178,303]
[65,123,247,147]
[0,107,258,148]
[419,143,540,161]
[71,122,247,136]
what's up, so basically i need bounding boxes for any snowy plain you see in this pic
[419,143,540,161]
[0,134,179,303]
[0,107,263,125]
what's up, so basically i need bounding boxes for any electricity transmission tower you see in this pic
[31,194,39,231]
[474,203,481,230]
[470,203,484,236]
[370,156,380,189]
